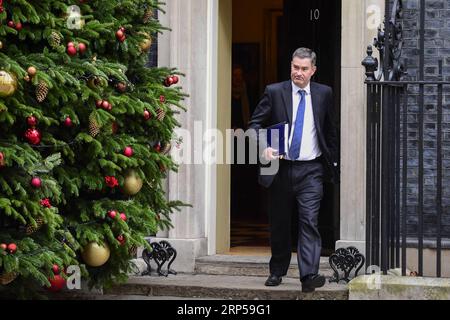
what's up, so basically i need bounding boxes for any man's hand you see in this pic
[263,148,281,161]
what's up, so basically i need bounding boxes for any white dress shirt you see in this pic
[288,82,322,161]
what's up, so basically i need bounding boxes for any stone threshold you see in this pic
[195,255,334,279]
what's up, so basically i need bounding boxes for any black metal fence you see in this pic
[363,0,450,277]
[365,76,450,277]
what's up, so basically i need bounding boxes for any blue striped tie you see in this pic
[289,90,306,160]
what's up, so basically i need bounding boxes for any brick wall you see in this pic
[400,0,450,238]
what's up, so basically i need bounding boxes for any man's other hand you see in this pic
[263,148,280,162]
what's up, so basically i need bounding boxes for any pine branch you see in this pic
[26,153,62,175]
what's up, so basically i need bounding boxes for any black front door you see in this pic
[279,0,341,90]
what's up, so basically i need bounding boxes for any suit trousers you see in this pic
[268,159,324,279]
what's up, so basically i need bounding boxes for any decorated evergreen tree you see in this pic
[0,0,186,298]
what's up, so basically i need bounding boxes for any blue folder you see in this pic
[265,122,289,156]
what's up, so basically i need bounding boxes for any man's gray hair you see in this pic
[292,48,317,66]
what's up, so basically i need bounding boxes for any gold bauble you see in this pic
[140,38,152,52]
[81,242,110,267]
[0,71,18,98]
[0,41,3,50]
[27,66,37,77]
[138,32,152,52]
[122,170,143,195]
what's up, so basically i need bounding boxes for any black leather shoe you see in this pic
[301,274,326,293]
[265,274,282,287]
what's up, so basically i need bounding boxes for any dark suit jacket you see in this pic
[248,81,340,188]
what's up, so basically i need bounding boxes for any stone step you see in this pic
[195,255,334,278]
[104,274,348,300]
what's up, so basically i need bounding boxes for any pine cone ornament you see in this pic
[162,142,172,155]
[89,113,100,137]
[129,245,138,257]
[143,8,154,23]
[48,31,62,48]
[0,272,18,285]
[36,81,49,103]
[26,218,44,235]
[156,108,166,121]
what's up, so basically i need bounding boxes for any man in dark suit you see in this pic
[248,48,339,293]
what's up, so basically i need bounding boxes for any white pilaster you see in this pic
[338,0,384,255]
[156,0,217,272]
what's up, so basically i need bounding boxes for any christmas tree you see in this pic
[0,0,186,298]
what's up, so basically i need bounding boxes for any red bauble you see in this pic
[116,30,126,42]
[120,213,127,221]
[159,95,166,103]
[52,264,60,275]
[31,177,42,188]
[123,146,133,157]
[78,43,87,54]
[24,128,41,145]
[47,274,66,292]
[155,142,161,152]
[96,100,103,108]
[108,210,117,219]
[27,115,38,127]
[67,42,75,47]
[7,243,17,254]
[102,100,110,110]
[7,21,15,28]
[67,45,77,56]
[116,30,124,38]
[0,243,7,251]
[172,75,179,84]
[143,109,152,121]
[117,235,126,245]
[165,76,174,87]
[0,152,5,168]
[15,22,23,31]
[64,117,73,127]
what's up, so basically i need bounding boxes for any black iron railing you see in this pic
[364,76,450,277]
[362,0,450,277]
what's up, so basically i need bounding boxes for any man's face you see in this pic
[291,56,316,88]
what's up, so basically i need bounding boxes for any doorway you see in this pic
[230,0,341,256]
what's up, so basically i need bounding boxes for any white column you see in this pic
[338,0,384,254]
[152,0,216,272]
